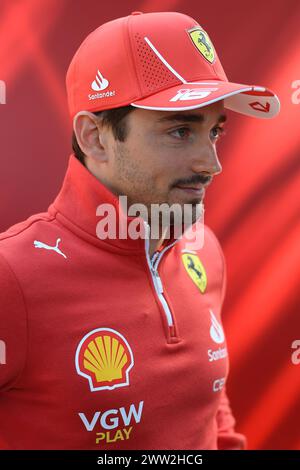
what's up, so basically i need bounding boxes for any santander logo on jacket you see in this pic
[0,154,246,450]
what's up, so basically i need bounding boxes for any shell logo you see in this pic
[75,328,134,392]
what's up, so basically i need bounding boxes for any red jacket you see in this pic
[0,154,246,450]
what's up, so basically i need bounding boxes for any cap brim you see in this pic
[131,80,280,119]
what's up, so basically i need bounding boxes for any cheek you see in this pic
[116,137,180,197]
[113,145,152,191]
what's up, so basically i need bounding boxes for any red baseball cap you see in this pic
[66,11,280,120]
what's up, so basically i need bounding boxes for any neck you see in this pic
[148,225,172,258]
[148,237,164,258]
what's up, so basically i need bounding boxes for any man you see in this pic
[0,11,279,450]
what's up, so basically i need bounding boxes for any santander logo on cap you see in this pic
[91,70,109,91]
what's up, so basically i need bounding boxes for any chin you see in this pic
[165,201,204,228]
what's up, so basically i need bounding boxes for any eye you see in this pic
[169,127,191,140]
[210,126,226,140]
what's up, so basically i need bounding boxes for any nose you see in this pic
[191,144,222,177]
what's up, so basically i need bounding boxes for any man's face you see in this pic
[100,100,226,223]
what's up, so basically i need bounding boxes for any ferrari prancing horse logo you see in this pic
[182,253,207,293]
[188,27,215,63]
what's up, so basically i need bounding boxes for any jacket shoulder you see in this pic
[0,211,55,244]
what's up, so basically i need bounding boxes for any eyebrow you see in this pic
[156,112,227,125]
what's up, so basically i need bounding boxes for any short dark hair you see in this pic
[72,105,136,165]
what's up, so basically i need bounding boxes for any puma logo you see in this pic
[33,238,67,259]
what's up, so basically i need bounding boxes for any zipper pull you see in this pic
[152,268,163,294]
[151,251,160,266]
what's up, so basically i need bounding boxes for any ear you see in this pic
[73,110,108,162]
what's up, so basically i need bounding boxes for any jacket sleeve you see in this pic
[216,386,247,450]
[0,251,27,391]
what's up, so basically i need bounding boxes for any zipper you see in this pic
[144,222,180,340]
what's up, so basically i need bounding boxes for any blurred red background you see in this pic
[0,0,299,449]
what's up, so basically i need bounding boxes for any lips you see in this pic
[175,185,205,197]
